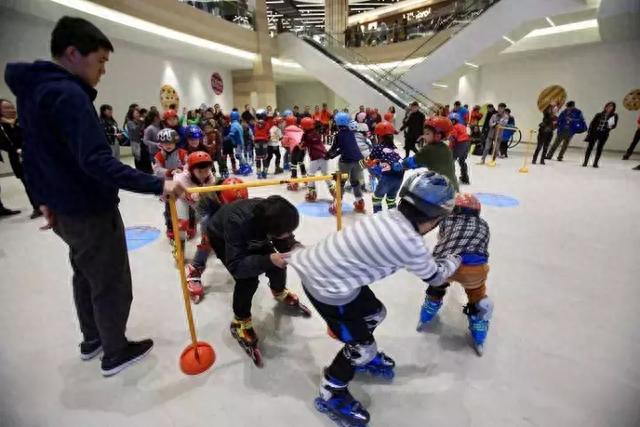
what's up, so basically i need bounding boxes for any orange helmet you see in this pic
[425,116,453,136]
[300,117,315,131]
[163,109,178,121]
[285,115,297,126]
[187,151,212,171]
[454,193,481,213]
[383,112,394,122]
[219,177,248,204]
[374,121,396,137]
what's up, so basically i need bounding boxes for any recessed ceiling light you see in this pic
[502,35,516,45]
[432,82,448,88]
[524,19,598,38]
[464,61,479,69]
[545,16,555,27]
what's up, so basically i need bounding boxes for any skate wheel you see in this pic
[473,344,484,357]
[314,397,329,413]
[250,347,264,367]
[416,322,425,332]
[381,369,395,380]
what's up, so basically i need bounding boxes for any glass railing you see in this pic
[178,0,255,30]
[290,0,500,110]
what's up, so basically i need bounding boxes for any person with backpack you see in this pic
[545,101,587,162]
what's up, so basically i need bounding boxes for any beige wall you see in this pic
[276,82,349,112]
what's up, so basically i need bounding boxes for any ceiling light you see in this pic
[49,0,256,60]
[271,58,302,69]
[266,0,284,3]
[524,19,598,38]
[545,16,555,27]
[432,83,448,88]
[502,35,516,45]
[464,61,479,69]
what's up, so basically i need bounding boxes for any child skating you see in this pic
[416,193,493,356]
[448,112,472,185]
[299,117,333,202]
[282,115,305,191]
[253,109,270,179]
[287,171,460,426]
[224,111,252,176]
[367,121,404,213]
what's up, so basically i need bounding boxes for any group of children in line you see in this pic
[146,101,493,426]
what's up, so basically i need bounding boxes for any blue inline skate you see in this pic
[416,297,443,331]
[463,297,493,356]
[355,352,395,379]
[261,170,268,179]
[283,162,291,171]
[315,374,370,427]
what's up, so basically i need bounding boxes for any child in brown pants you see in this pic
[417,193,493,356]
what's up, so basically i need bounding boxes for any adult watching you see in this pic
[4,16,185,377]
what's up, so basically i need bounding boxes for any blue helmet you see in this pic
[348,120,358,131]
[187,125,203,139]
[335,112,350,127]
[399,171,455,219]
[283,109,293,117]
[230,111,240,122]
[448,112,461,123]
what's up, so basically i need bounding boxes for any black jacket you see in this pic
[206,198,298,279]
[400,110,426,144]
[585,111,618,142]
[0,121,25,179]
[4,61,163,215]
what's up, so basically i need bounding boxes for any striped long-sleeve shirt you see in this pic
[288,210,460,306]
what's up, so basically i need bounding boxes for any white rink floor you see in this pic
[1,149,639,427]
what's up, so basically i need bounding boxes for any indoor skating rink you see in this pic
[1,150,639,427]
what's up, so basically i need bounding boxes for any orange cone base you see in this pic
[180,341,216,375]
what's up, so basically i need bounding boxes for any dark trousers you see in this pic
[53,208,132,358]
[304,286,384,383]
[533,130,553,163]
[134,148,153,174]
[624,129,640,158]
[452,142,470,180]
[499,140,509,157]
[209,236,286,319]
[290,147,307,178]
[584,132,609,166]
[266,146,281,170]
[546,130,573,160]
[404,145,418,158]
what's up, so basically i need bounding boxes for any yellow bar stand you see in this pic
[169,196,216,375]
[519,129,537,174]
[335,172,343,231]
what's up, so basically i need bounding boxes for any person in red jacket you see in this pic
[254,109,271,179]
[299,117,333,201]
[449,112,471,185]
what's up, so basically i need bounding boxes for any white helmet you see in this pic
[157,128,178,143]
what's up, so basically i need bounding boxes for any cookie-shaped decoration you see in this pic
[537,85,567,112]
[622,89,640,111]
[160,84,180,111]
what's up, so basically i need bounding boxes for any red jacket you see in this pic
[449,123,470,146]
[300,130,326,160]
[254,121,270,142]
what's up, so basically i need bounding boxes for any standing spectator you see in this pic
[499,108,515,158]
[481,104,496,141]
[0,98,40,218]
[532,104,557,165]
[125,104,151,173]
[393,20,400,43]
[143,109,162,158]
[546,101,586,162]
[212,103,225,126]
[469,105,483,129]
[99,104,123,159]
[241,104,255,125]
[400,101,426,158]
[302,105,312,118]
[583,101,618,168]
[293,105,302,123]
[622,112,640,160]
[5,16,185,376]
[481,103,508,164]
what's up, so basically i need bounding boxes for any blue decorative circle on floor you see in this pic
[297,201,354,217]
[125,226,161,251]
[474,193,520,208]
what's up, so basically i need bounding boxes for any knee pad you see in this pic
[463,296,493,321]
[426,283,449,300]
[343,340,378,367]
[363,305,386,331]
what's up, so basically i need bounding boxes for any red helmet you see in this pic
[425,116,453,136]
[219,177,248,204]
[285,115,297,126]
[187,151,212,171]
[374,121,396,137]
[383,112,394,122]
[223,114,231,123]
[455,193,481,213]
[163,109,178,121]
[300,117,315,131]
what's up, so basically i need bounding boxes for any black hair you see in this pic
[143,109,160,127]
[454,101,461,107]
[381,134,395,145]
[139,108,148,116]
[398,200,438,230]
[99,104,112,118]
[487,103,494,109]
[125,103,139,122]
[389,106,396,113]
[505,108,511,114]
[51,16,114,57]
[410,101,419,107]
[603,101,616,114]
[566,101,575,108]
[498,102,507,108]
[254,195,299,237]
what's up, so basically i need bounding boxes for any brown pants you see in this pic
[431,264,490,304]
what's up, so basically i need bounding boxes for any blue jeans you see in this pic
[372,174,403,212]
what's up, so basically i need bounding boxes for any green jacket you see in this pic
[414,142,459,192]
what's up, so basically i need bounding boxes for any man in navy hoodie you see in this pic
[5,16,184,377]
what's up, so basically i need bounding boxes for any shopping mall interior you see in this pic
[0,0,639,426]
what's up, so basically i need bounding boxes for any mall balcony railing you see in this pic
[178,0,255,30]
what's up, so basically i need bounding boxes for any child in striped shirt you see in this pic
[286,170,460,427]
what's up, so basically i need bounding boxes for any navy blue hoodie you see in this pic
[5,61,163,216]
[327,127,363,162]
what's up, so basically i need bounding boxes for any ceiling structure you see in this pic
[266,0,410,31]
